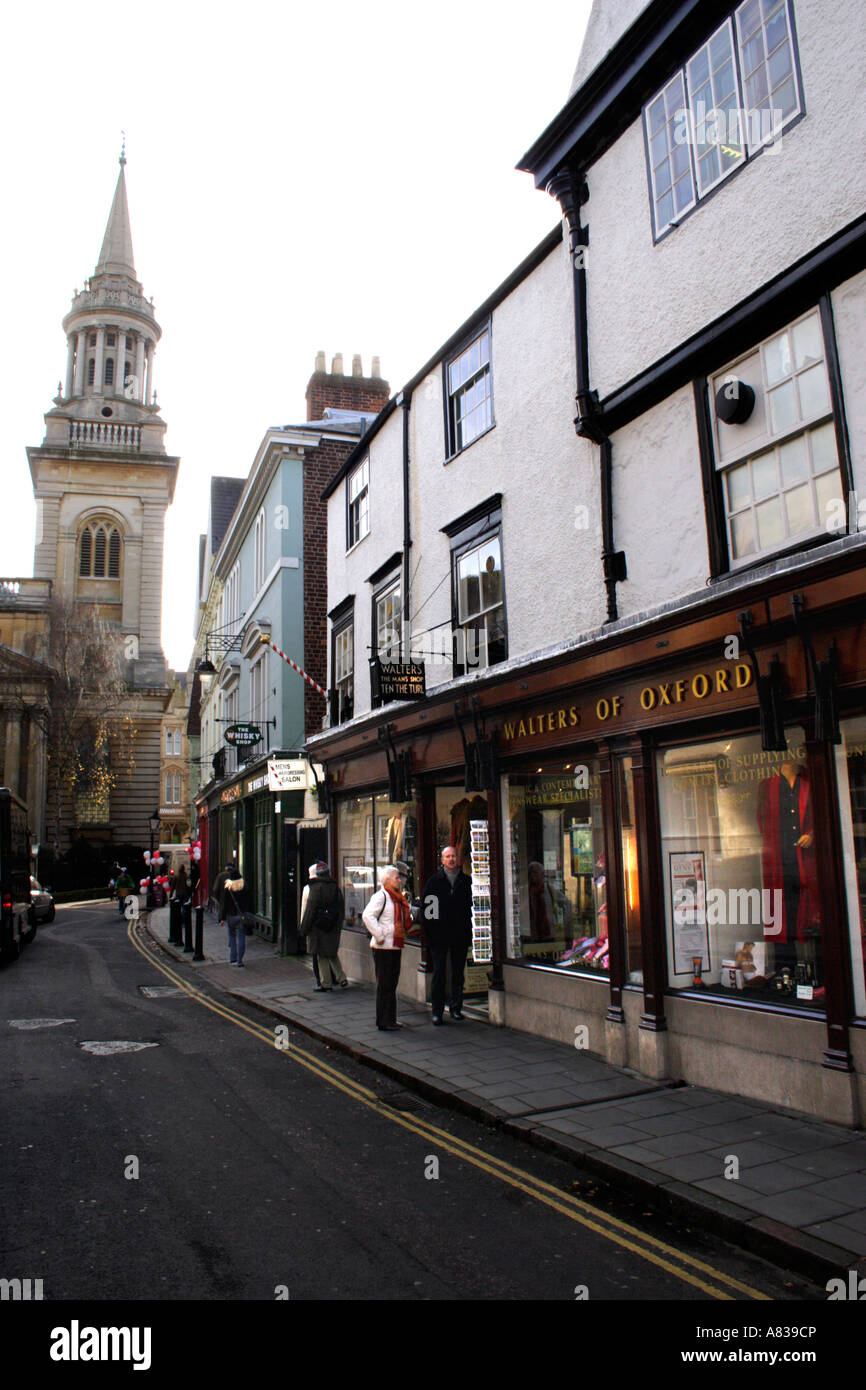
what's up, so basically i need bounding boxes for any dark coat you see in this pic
[422,867,472,948]
[219,877,252,923]
[300,876,344,957]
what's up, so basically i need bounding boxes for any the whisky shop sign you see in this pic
[500,661,754,745]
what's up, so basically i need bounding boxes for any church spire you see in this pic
[95,145,136,278]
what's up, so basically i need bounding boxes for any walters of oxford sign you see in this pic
[224,723,262,748]
[500,662,754,745]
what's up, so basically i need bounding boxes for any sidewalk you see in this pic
[144,906,866,1283]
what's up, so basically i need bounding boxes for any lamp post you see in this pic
[147,809,159,910]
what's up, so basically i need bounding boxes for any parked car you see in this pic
[30,876,55,923]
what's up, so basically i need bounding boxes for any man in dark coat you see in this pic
[423,846,473,1023]
[299,862,347,991]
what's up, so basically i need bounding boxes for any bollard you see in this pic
[182,901,193,953]
[168,897,182,945]
[193,905,204,961]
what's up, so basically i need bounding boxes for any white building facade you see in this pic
[310,0,866,1125]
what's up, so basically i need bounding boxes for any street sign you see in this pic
[224,723,262,747]
[268,757,309,791]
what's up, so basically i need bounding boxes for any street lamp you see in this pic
[195,615,246,691]
[147,809,159,910]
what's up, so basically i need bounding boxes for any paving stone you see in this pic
[524,1089,590,1111]
[706,1140,795,1168]
[646,1132,722,1158]
[692,1177,769,1211]
[769,1127,852,1155]
[687,1101,763,1124]
[607,1142,669,1167]
[814,1173,866,1207]
[798,1222,866,1257]
[550,1123,648,1148]
[785,1146,866,1179]
[753,1187,860,1228]
[630,1112,710,1137]
[687,1120,776,1144]
[650,1152,729,1182]
[734,1161,822,1195]
[830,1208,866,1235]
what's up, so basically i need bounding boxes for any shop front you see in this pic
[311,547,866,1124]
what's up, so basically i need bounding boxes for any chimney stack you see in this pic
[305,351,390,422]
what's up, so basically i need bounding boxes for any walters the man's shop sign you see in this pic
[499,662,754,746]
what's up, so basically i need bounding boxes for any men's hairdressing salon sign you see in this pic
[500,661,755,747]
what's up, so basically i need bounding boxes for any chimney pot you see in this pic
[331,353,343,375]
[315,350,326,373]
[352,354,362,377]
[372,356,381,379]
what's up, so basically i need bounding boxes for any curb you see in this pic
[144,918,856,1287]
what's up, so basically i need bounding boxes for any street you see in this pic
[1,902,826,1307]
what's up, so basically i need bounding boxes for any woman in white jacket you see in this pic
[362,865,411,1030]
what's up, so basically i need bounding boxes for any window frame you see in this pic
[346,458,370,552]
[443,323,494,459]
[78,519,122,580]
[329,599,355,726]
[699,297,853,575]
[373,575,402,662]
[442,496,507,678]
[643,0,804,241]
[254,507,266,593]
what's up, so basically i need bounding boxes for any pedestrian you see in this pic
[115,866,136,917]
[299,864,324,986]
[213,860,237,915]
[217,864,251,966]
[362,864,411,1031]
[300,861,347,992]
[422,845,473,1024]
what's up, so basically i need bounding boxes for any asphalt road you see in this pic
[1,902,830,1306]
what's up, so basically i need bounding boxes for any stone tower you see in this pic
[26,151,179,851]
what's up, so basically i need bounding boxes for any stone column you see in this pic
[65,337,75,398]
[73,331,85,395]
[144,340,154,404]
[134,336,146,401]
[4,709,21,797]
[93,328,106,394]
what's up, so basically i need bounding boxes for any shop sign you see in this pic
[267,757,309,791]
[499,663,754,746]
[220,784,241,803]
[372,658,426,702]
[245,774,269,794]
[224,723,262,748]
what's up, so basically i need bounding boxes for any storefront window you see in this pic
[253,795,272,921]
[617,755,642,984]
[657,728,824,1009]
[375,793,418,899]
[836,717,866,1016]
[502,767,607,973]
[337,796,375,927]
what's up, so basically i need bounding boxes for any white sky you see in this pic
[2,0,592,672]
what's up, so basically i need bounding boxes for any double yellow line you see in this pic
[128,919,768,1301]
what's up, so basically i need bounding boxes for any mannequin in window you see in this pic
[756,759,821,979]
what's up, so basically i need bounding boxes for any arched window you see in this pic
[104,357,114,386]
[79,521,122,579]
[87,358,96,385]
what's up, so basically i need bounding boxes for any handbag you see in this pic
[228,889,255,932]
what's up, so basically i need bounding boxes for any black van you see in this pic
[0,788,35,963]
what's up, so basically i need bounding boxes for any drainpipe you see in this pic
[546,164,626,622]
[399,389,413,658]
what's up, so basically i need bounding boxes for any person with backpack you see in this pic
[300,861,347,991]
